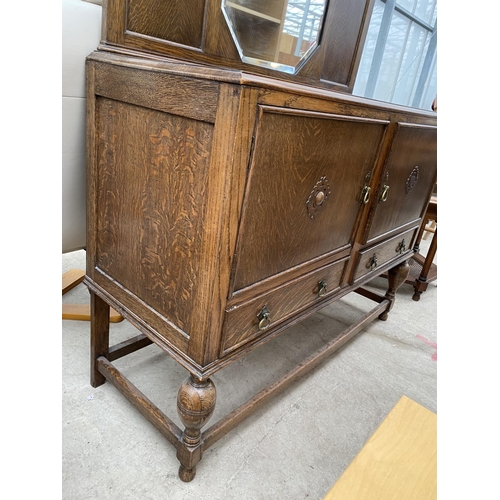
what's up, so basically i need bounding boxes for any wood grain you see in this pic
[323,395,436,500]
[86,53,437,375]
[203,298,389,450]
[84,3,439,482]
[222,257,348,355]
[232,107,388,290]
[100,0,375,90]
[366,123,437,243]
[90,292,110,387]
[97,356,183,447]
[95,97,214,336]
[127,0,206,48]
[187,84,259,366]
[94,61,220,123]
[320,0,373,89]
[62,269,85,295]
[352,227,417,283]
[62,303,123,323]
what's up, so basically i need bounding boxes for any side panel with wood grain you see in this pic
[95,97,214,336]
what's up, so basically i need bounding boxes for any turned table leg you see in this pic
[176,375,217,482]
[412,228,437,301]
[90,292,110,388]
[379,259,411,321]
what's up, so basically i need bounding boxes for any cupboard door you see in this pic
[231,106,388,292]
[366,123,437,243]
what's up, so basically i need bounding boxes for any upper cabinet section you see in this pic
[99,0,374,92]
[221,0,327,74]
[126,0,206,48]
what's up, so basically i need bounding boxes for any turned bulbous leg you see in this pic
[176,375,216,482]
[379,259,410,321]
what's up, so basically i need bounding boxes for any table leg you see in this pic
[412,229,437,301]
[379,259,410,321]
[90,292,110,387]
[176,375,217,482]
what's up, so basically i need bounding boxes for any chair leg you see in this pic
[62,269,85,295]
[62,269,123,322]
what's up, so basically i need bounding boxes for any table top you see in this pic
[323,395,436,500]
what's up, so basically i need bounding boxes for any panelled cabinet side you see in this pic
[84,54,263,370]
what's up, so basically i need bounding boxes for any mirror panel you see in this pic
[222,0,327,74]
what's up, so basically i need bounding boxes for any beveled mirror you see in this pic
[222,0,328,74]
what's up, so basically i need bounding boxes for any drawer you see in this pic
[221,257,348,355]
[353,228,417,282]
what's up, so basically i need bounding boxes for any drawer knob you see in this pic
[318,278,328,297]
[367,254,378,270]
[257,305,271,331]
[315,191,325,206]
[396,239,406,254]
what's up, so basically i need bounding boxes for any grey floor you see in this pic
[62,239,437,500]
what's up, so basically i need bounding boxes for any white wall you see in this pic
[62,0,101,253]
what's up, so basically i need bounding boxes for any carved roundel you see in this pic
[306,176,331,219]
[405,166,419,195]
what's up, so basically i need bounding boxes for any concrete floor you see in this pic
[62,241,437,500]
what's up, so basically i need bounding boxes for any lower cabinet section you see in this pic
[85,51,437,483]
[352,227,418,283]
[221,257,348,355]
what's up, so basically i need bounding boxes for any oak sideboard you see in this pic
[84,0,437,481]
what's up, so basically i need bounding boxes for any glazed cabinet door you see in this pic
[230,106,389,293]
[366,123,437,243]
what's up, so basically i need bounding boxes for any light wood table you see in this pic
[323,395,436,500]
[62,269,124,323]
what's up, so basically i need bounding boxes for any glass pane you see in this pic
[222,0,328,74]
[420,52,437,110]
[352,0,385,97]
[372,11,411,102]
[415,0,437,25]
[390,22,428,106]
[396,0,418,12]
[353,0,436,110]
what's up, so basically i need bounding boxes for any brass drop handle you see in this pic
[318,278,328,297]
[257,305,271,331]
[379,184,390,202]
[360,186,371,204]
[396,239,406,254]
[367,254,378,270]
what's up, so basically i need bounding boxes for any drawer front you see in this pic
[231,106,389,292]
[353,228,417,282]
[366,123,437,243]
[221,257,348,355]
